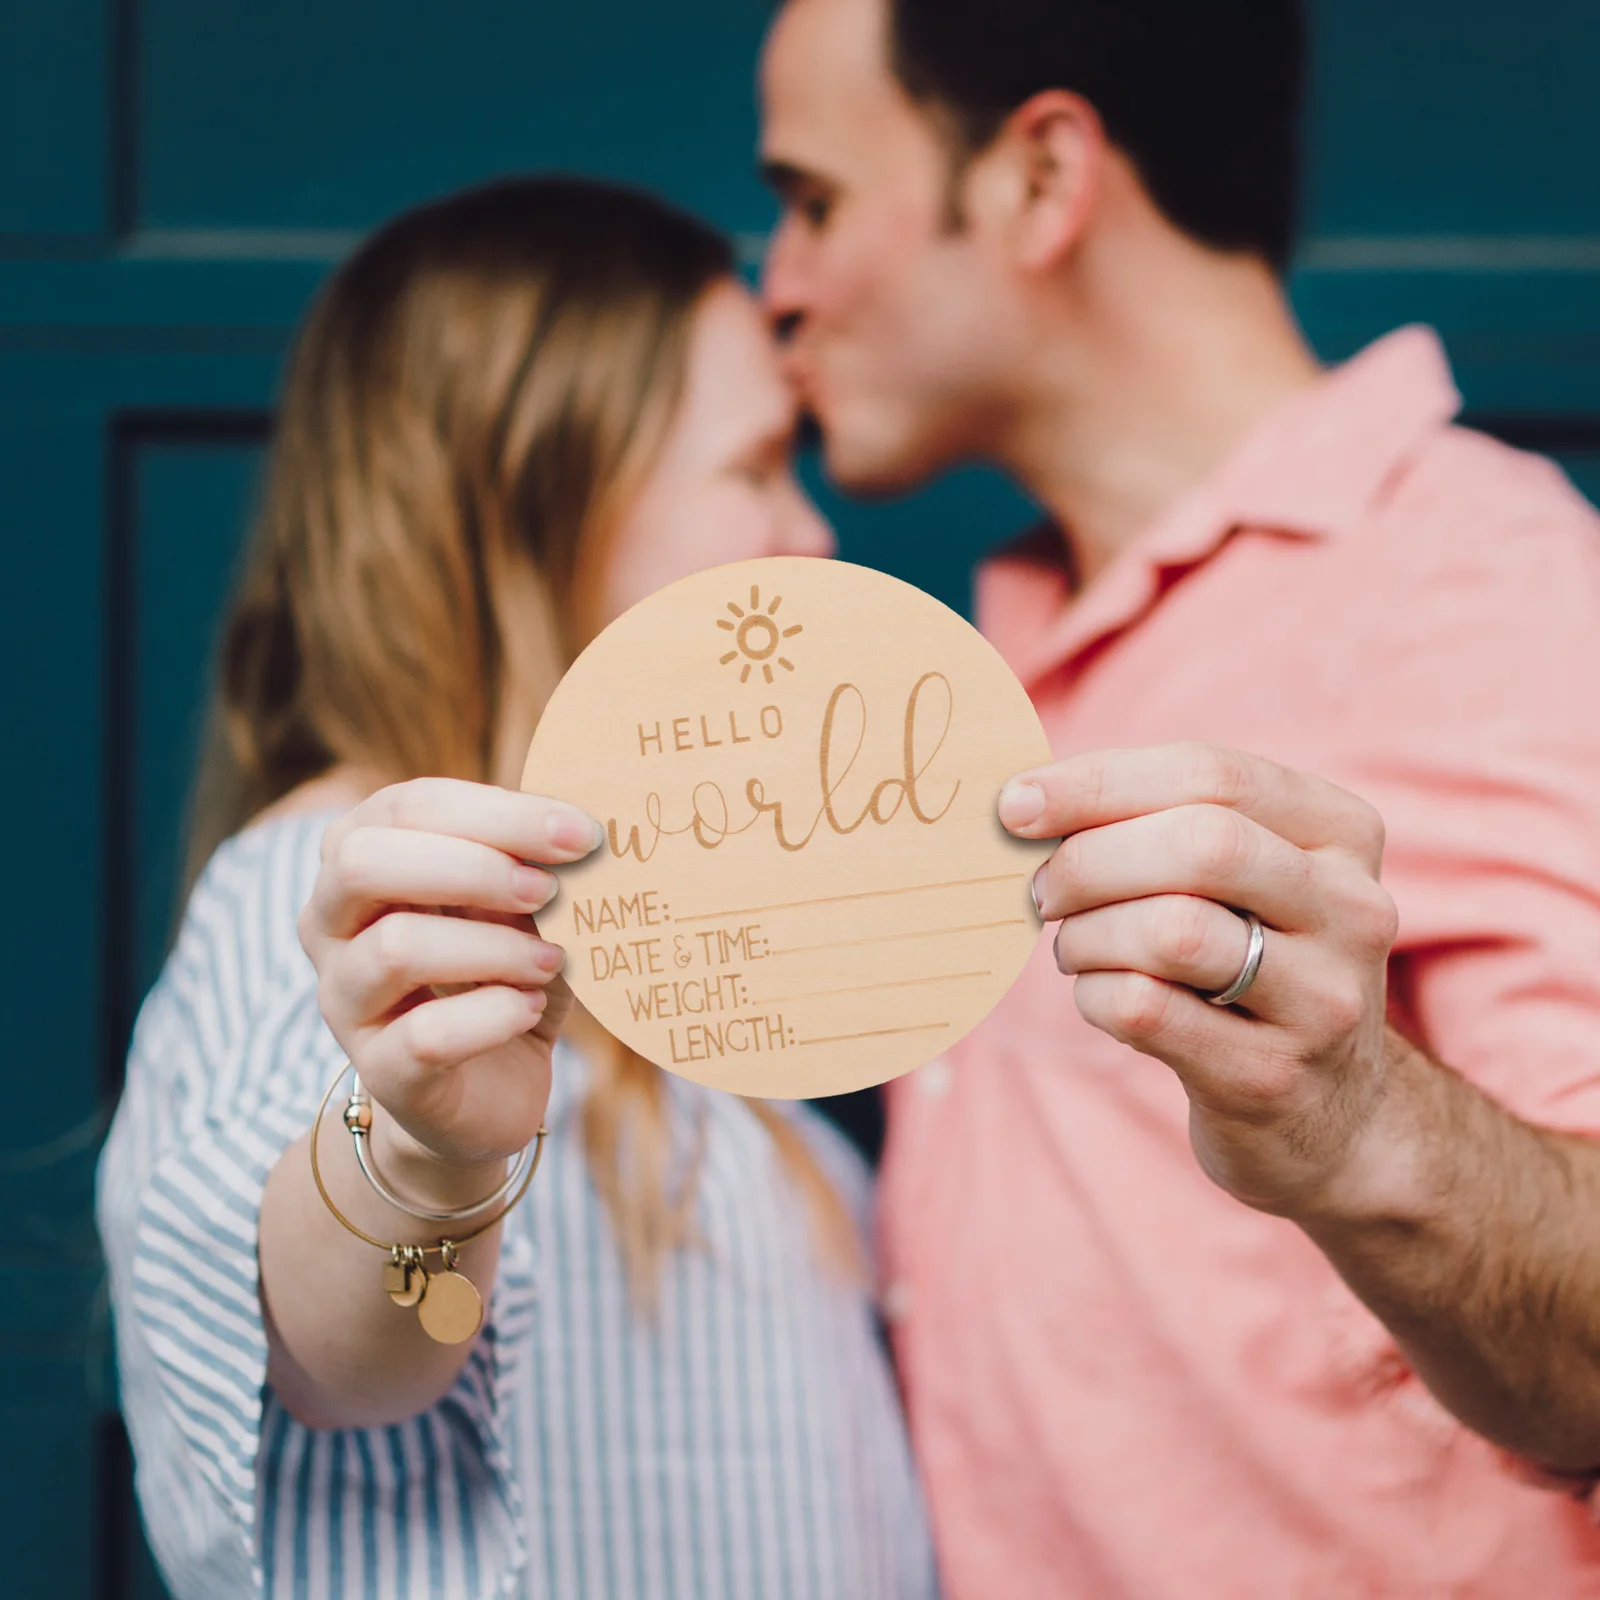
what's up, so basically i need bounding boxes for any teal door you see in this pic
[2,3,1597,1595]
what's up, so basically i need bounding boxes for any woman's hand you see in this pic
[299,778,601,1196]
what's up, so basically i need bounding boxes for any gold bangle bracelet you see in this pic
[345,1074,536,1224]
[307,1059,547,1345]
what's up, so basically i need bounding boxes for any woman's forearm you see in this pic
[259,1106,509,1430]
[264,781,589,1427]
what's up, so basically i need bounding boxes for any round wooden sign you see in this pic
[522,557,1052,1099]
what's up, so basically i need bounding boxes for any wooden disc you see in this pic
[415,1269,484,1345]
[522,557,1052,1099]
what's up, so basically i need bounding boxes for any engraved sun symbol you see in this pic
[717,585,802,685]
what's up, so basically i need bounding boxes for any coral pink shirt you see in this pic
[879,327,1600,1598]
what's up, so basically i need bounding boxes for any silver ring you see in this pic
[1205,911,1265,1007]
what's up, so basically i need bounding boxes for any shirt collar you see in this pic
[981,325,1464,687]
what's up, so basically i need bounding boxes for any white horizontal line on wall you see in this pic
[95,228,1600,276]
[118,227,778,268]
[1299,235,1600,273]
[118,228,366,261]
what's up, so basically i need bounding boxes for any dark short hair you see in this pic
[888,0,1307,270]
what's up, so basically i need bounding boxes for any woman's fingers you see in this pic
[321,776,602,869]
[327,912,565,1028]
[294,780,588,1171]
[304,778,603,948]
[360,983,550,1099]
[310,827,561,940]
[1052,894,1298,1022]
[296,780,589,1165]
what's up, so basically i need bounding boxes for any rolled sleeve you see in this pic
[101,965,540,1598]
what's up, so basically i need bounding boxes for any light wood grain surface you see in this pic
[522,556,1053,1098]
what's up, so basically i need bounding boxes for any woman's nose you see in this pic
[780,489,836,559]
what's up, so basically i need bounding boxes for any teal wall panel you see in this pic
[120,426,268,1011]
[0,412,108,1153]
[136,0,775,235]
[1306,0,1600,238]
[0,1375,97,1597]
[0,3,1596,1596]
[1560,452,1600,506]
[0,0,112,240]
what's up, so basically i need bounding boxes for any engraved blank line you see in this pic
[759,970,992,1005]
[800,1023,950,1047]
[774,918,1027,956]
[675,873,1021,925]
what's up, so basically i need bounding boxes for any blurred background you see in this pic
[1,1,1597,1594]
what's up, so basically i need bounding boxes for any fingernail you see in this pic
[513,864,556,908]
[1031,864,1047,919]
[547,807,603,856]
[533,940,566,975]
[998,779,1045,831]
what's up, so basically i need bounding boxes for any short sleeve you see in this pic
[1338,495,1600,1135]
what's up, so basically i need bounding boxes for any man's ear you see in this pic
[984,90,1104,271]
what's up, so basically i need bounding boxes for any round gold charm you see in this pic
[416,1268,483,1345]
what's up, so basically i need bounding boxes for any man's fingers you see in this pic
[1000,742,1385,870]
[321,777,602,868]
[1033,805,1318,932]
[333,913,565,1026]
[1053,895,1295,1020]
[312,828,560,940]
[1071,972,1303,1121]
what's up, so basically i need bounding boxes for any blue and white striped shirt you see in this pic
[98,812,938,1599]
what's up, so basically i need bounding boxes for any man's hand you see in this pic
[1001,741,1600,1474]
[999,741,1401,1217]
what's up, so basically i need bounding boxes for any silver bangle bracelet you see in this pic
[342,1072,536,1225]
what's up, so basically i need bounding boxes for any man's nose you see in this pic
[760,220,808,339]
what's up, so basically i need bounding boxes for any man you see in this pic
[759,0,1600,1594]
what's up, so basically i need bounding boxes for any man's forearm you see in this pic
[1005,743,1600,1471]
[1298,1027,1600,1473]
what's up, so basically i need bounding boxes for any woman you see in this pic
[98,177,935,1600]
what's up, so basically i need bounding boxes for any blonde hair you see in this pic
[189,176,857,1301]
